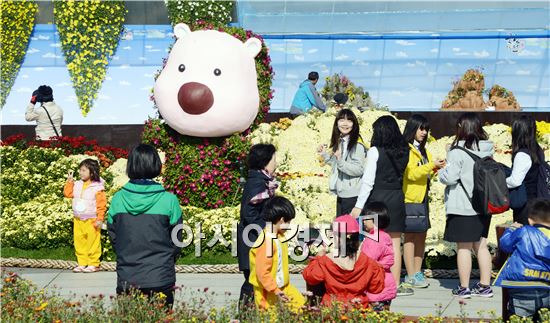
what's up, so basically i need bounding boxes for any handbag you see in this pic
[404,201,429,233]
[388,149,429,233]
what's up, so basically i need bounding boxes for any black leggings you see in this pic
[513,205,529,226]
[239,270,254,308]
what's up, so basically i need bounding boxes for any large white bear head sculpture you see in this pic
[153,23,262,137]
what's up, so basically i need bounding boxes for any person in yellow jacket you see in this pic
[400,115,445,295]
[64,159,106,273]
[249,196,305,312]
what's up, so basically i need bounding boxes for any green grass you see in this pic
[2,247,77,261]
[1,247,237,265]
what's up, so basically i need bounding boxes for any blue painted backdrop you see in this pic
[2,24,549,125]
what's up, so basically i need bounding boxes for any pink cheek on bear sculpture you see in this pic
[177,82,214,115]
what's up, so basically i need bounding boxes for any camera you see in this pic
[32,85,53,103]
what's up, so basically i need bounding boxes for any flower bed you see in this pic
[2,271,548,322]
[2,118,550,260]
[249,109,550,256]
[1,134,128,167]
[0,136,128,256]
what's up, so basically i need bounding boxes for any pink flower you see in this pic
[200,192,207,198]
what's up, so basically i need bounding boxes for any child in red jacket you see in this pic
[303,214,385,307]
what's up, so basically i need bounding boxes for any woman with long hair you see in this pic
[439,112,494,298]
[401,115,446,292]
[507,115,545,225]
[318,109,366,216]
[351,115,409,296]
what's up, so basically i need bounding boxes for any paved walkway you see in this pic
[4,267,503,318]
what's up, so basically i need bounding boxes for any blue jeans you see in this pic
[508,288,550,321]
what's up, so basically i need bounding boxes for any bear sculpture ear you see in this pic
[244,37,262,58]
[174,23,192,39]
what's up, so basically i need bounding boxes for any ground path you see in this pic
[4,267,502,319]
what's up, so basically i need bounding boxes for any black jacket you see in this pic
[237,170,270,270]
[107,180,183,289]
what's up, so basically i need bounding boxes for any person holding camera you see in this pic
[25,85,63,140]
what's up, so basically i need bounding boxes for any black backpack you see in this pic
[453,146,510,216]
[537,150,550,199]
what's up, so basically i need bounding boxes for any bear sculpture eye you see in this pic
[178,64,186,72]
[214,68,221,76]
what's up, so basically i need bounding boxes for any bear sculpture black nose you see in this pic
[177,82,214,115]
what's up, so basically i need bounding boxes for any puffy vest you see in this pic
[72,180,104,220]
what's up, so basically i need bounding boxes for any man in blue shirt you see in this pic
[290,71,326,115]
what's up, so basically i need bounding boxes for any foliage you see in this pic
[441,68,486,109]
[487,85,520,110]
[3,271,550,322]
[0,145,115,250]
[489,85,511,99]
[143,119,249,209]
[462,68,485,83]
[321,73,373,109]
[165,0,233,28]
[1,195,74,249]
[1,134,128,167]
[53,0,126,115]
[536,121,550,145]
[0,0,38,108]
[145,22,273,210]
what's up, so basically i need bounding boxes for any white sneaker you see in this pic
[82,266,100,273]
[72,265,86,273]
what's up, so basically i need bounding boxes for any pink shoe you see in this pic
[72,265,86,273]
[82,266,100,273]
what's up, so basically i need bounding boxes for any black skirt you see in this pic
[444,214,492,243]
[336,196,358,217]
[365,188,406,233]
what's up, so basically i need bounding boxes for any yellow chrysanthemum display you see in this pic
[0,0,38,108]
[53,0,126,115]
[249,108,550,256]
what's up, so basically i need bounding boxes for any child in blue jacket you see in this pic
[494,198,550,321]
